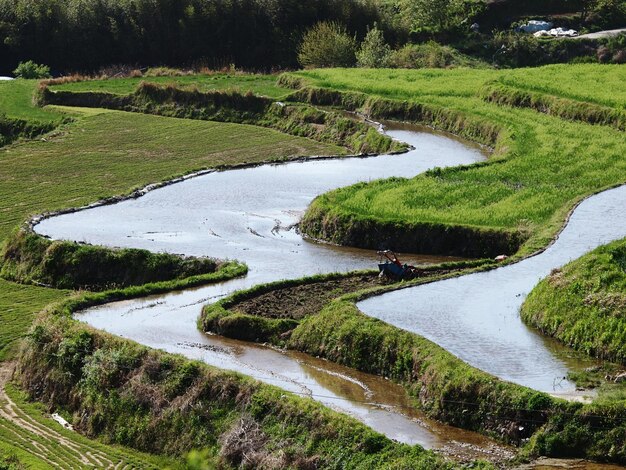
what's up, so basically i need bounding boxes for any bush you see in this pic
[389,41,483,68]
[12,60,51,79]
[298,22,356,68]
[356,25,391,68]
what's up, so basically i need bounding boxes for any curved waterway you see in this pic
[359,184,626,396]
[35,125,520,460]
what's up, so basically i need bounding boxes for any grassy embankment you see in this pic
[201,270,626,463]
[15,295,452,469]
[0,79,67,147]
[46,73,290,100]
[284,64,626,258]
[522,238,626,368]
[0,77,368,467]
[40,77,406,155]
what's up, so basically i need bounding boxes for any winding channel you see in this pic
[34,123,621,459]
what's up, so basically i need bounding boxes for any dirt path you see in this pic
[0,361,133,469]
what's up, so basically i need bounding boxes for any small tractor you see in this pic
[377,250,419,280]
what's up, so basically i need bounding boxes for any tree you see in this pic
[357,25,391,68]
[12,60,51,79]
[397,0,484,34]
[298,21,356,68]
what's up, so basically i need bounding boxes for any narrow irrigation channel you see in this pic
[358,183,626,398]
[33,124,521,460]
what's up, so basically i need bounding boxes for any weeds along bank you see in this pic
[284,64,626,258]
[38,81,405,155]
[16,298,452,469]
[522,238,626,365]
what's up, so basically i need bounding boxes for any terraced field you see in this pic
[0,77,344,468]
[289,64,626,256]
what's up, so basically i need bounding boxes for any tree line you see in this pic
[0,0,390,74]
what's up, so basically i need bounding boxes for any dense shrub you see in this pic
[12,60,51,79]
[389,41,485,68]
[298,22,357,68]
[356,25,391,68]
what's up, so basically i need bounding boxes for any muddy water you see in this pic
[359,185,626,397]
[34,126,515,459]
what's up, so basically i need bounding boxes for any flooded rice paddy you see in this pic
[35,123,623,460]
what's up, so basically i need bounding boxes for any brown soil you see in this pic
[231,268,452,320]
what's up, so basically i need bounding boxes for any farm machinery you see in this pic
[377,250,419,280]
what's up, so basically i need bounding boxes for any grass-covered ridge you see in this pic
[46,73,290,100]
[1,229,238,291]
[201,271,626,463]
[16,297,452,469]
[288,64,626,257]
[522,238,626,365]
[39,81,406,155]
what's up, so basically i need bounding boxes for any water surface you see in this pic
[37,126,511,457]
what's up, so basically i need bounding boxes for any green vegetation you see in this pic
[47,73,290,100]
[2,63,625,466]
[16,301,451,469]
[522,238,626,364]
[12,61,50,80]
[201,272,626,463]
[298,22,357,68]
[388,42,488,68]
[39,82,404,154]
[289,64,626,257]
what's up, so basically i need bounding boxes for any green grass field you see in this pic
[0,80,65,123]
[293,64,626,107]
[48,73,290,99]
[291,64,626,255]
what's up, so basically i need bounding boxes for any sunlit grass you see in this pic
[292,65,626,254]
